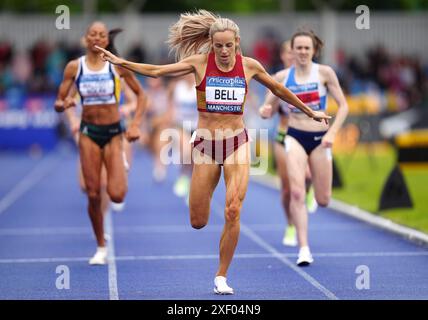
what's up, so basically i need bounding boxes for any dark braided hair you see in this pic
[106,28,123,56]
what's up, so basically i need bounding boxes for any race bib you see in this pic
[205,76,246,113]
[79,74,114,98]
[288,82,321,112]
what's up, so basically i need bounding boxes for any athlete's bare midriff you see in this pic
[289,112,329,132]
[81,104,121,125]
[196,112,245,139]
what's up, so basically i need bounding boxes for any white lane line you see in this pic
[252,174,428,246]
[0,254,262,264]
[314,251,428,257]
[0,227,92,236]
[212,200,339,300]
[1,251,427,264]
[0,153,60,216]
[0,257,89,263]
[0,225,223,235]
[0,223,367,236]
[329,199,428,245]
[105,210,119,300]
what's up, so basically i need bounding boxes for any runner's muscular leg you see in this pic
[284,136,309,248]
[79,134,105,247]
[274,142,292,224]
[308,145,332,207]
[103,134,127,204]
[217,142,250,276]
[189,154,221,229]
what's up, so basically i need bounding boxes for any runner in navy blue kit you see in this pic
[55,21,146,265]
[260,30,348,266]
[259,40,318,248]
[96,11,330,294]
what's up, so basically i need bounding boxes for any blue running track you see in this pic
[1,146,428,300]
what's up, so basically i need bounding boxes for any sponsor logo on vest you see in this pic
[206,104,242,113]
[207,76,246,88]
[314,135,323,141]
[288,82,318,92]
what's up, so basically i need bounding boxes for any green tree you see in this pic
[0,0,426,13]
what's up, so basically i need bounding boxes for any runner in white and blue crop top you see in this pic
[259,30,349,267]
[283,62,327,114]
[75,55,121,107]
[54,21,146,265]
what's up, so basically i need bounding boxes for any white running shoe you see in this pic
[111,201,125,212]
[89,247,107,265]
[214,276,234,295]
[296,246,314,266]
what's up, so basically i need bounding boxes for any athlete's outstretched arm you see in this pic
[245,57,330,123]
[95,46,194,78]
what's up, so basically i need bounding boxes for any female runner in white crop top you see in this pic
[55,21,146,265]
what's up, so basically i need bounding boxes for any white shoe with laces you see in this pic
[296,246,314,266]
[214,276,234,295]
[89,247,107,265]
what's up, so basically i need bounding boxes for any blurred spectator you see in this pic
[66,42,84,61]
[29,40,51,93]
[334,44,427,112]
[0,40,13,67]
[252,28,281,73]
[12,51,32,86]
[0,40,13,95]
[46,42,67,89]
[0,37,426,115]
[126,42,146,62]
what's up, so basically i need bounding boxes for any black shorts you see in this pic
[287,127,327,155]
[80,120,124,148]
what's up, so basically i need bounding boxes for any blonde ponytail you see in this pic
[167,9,241,61]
